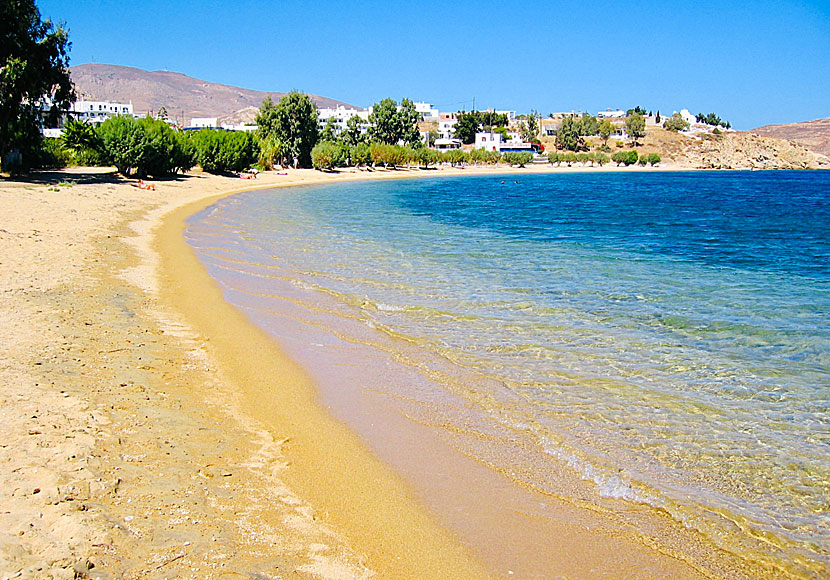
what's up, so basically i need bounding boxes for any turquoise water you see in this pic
[187,171,830,578]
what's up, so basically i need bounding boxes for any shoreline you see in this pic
[0,163,805,579]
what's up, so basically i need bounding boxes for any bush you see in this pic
[415,147,440,168]
[311,141,343,170]
[647,153,661,166]
[663,112,690,132]
[548,151,561,165]
[612,150,639,166]
[98,116,189,177]
[351,143,372,167]
[443,148,468,166]
[37,138,72,169]
[638,154,648,166]
[616,140,625,148]
[502,151,533,167]
[258,134,285,170]
[190,129,256,173]
[595,153,610,166]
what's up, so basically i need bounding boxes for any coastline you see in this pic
[0,163,795,579]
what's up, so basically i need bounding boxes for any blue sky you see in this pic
[38,0,829,129]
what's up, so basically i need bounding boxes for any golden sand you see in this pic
[0,163,757,579]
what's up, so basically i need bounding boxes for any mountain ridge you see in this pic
[69,63,359,125]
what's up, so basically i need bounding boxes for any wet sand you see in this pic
[1,162,747,579]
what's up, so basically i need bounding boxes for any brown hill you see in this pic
[751,117,830,158]
[69,63,358,125]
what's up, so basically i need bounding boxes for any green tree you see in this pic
[61,119,99,152]
[663,112,689,132]
[612,150,639,166]
[98,116,187,178]
[595,152,610,166]
[351,142,372,167]
[502,151,533,167]
[626,112,646,146]
[398,98,422,147]
[576,114,600,136]
[341,115,367,146]
[320,117,337,142]
[256,91,319,168]
[655,111,661,124]
[598,119,613,146]
[555,116,585,151]
[453,112,481,144]
[369,98,400,144]
[311,141,343,171]
[190,129,257,173]
[1,0,74,172]
[647,152,661,166]
[258,134,285,169]
[522,110,540,142]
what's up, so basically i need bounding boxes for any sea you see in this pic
[186,170,829,578]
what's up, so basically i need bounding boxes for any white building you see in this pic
[190,117,218,129]
[413,101,439,121]
[438,112,458,139]
[475,132,502,152]
[434,138,462,150]
[676,108,696,126]
[317,105,370,136]
[70,100,133,124]
[597,109,625,118]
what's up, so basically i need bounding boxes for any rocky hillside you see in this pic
[631,127,830,170]
[751,117,830,158]
[69,63,357,123]
[674,132,829,170]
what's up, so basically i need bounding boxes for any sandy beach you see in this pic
[2,162,757,580]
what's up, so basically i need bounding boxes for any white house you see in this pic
[676,108,696,126]
[190,117,218,129]
[438,112,458,139]
[70,100,134,124]
[475,132,502,152]
[317,105,370,136]
[597,109,625,119]
[434,138,462,150]
[413,101,439,121]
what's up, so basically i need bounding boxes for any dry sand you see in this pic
[0,162,734,580]
[0,164,527,579]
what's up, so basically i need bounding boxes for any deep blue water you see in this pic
[188,170,830,577]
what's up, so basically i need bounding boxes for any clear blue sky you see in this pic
[38,0,829,129]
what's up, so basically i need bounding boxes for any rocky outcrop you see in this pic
[751,117,830,158]
[677,131,830,170]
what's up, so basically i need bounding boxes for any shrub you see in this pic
[37,138,72,169]
[98,116,189,177]
[638,154,648,166]
[258,134,285,170]
[612,150,639,166]
[595,153,610,166]
[663,112,690,132]
[548,151,561,165]
[415,147,440,168]
[502,151,533,167]
[311,141,343,170]
[647,153,661,166]
[485,150,501,165]
[351,143,372,167]
[616,140,625,148]
[190,129,257,173]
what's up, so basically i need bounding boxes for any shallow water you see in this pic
[187,171,830,578]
